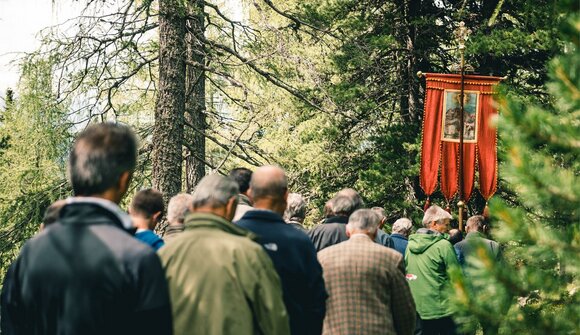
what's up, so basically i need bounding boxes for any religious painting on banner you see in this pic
[442,90,480,143]
[419,73,503,209]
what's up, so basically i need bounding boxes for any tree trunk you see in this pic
[152,0,186,204]
[184,0,206,192]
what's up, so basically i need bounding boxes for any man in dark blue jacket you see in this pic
[1,123,172,335]
[390,218,413,256]
[237,165,327,335]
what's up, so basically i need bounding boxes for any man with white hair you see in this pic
[163,193,193,242]
[158,174,290,335]
[318,209,416,335]
[405,205,460,335]
[391,218,413,256]
[283,193,307,231]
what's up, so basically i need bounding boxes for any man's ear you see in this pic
[247,188,254,202]
[225,196,238,222]
[118,171,132,197]
[152,211,162,222]
[345,224,352,238]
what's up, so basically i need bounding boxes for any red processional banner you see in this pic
[420,73,502,204]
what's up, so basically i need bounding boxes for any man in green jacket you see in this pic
[158,174,290,335]
[405,205,460,335]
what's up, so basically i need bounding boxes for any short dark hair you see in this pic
[130,189,164,218]
[228,168,252,193]
[43,200,66,226]
[68,123,137,196]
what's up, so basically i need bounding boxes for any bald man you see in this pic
[237,166,327,335]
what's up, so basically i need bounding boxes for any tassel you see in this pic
[445,204,451,213]
[483,202,490,219]
[424,197,431,211]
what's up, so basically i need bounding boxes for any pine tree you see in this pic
[450,2,579,333]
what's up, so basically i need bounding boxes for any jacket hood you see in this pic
[408,229,445,254]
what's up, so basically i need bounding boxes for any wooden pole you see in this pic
[458,35,466,232]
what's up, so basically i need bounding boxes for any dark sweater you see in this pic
[237,210,327,335]
[307,216,349,252]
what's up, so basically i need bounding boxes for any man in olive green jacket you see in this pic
[405,205,460,335]
[158,174,290,335]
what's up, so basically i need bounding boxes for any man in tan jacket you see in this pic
[158,174,290,335]
[318,209,416,335]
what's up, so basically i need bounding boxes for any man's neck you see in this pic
[131,216,152,231]
[253,199,285,216]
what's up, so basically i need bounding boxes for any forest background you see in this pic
[0,0,578,333]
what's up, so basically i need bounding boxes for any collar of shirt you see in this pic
[350,233,372,240]
[136,228,149,234]
[65,196,133,230]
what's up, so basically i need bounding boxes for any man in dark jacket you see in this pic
[307,188,363,251]
[237,166,327,335]
[0,123,172,335]
[390,218,413,256]
[229,167,253,221]
[454,215,501,267]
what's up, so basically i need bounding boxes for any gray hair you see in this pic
[69,123,137,196]
[167,193,194,225]
[371,207,386,219]
[330,195,358,216]
[422,205,452,227]
[466,215,486,232]
[284,193,307,222]
[392,218,413,234]
[191,174,239,209]
[347,209,380,234]
[336,188,365,211]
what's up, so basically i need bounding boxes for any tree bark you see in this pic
[184,0,206,192]
[152,0,186,204]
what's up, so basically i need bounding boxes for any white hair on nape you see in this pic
[421,205,452,227]
[284,193,307,221]
[347,209,381,234]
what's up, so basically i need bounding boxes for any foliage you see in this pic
[450,2,579,333]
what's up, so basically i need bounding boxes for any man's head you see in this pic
[466,215,487,234]
[422,205,453,233]
[448,229,463,245]
[68,123,137,203]
[284,193,307,223]
[191,174,239,222]
[229,168,252,196]
[346,209,381,240]
[129,189,164,230]
[371,206,387,229]
[41,199,67,230]
[249,165,288,215]
[336,188,364,211]
[392,218,413,237]
[167,193,194,226]
[328,194,359,217]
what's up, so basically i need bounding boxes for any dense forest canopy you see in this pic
[0,0,578,332]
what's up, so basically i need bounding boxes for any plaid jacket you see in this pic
[318,235,416,335]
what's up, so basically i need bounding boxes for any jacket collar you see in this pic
[349,234,373,242]
[184,212,257,240]
[465,231,485,239]
[238,194,252,206]
[391,233,408,240]
[61,196,133,230]
[240,209,285,223]
[323,216,349,224]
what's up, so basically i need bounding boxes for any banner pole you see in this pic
[458,23,467,232]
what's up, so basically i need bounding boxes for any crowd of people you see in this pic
[0,123,502,335]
